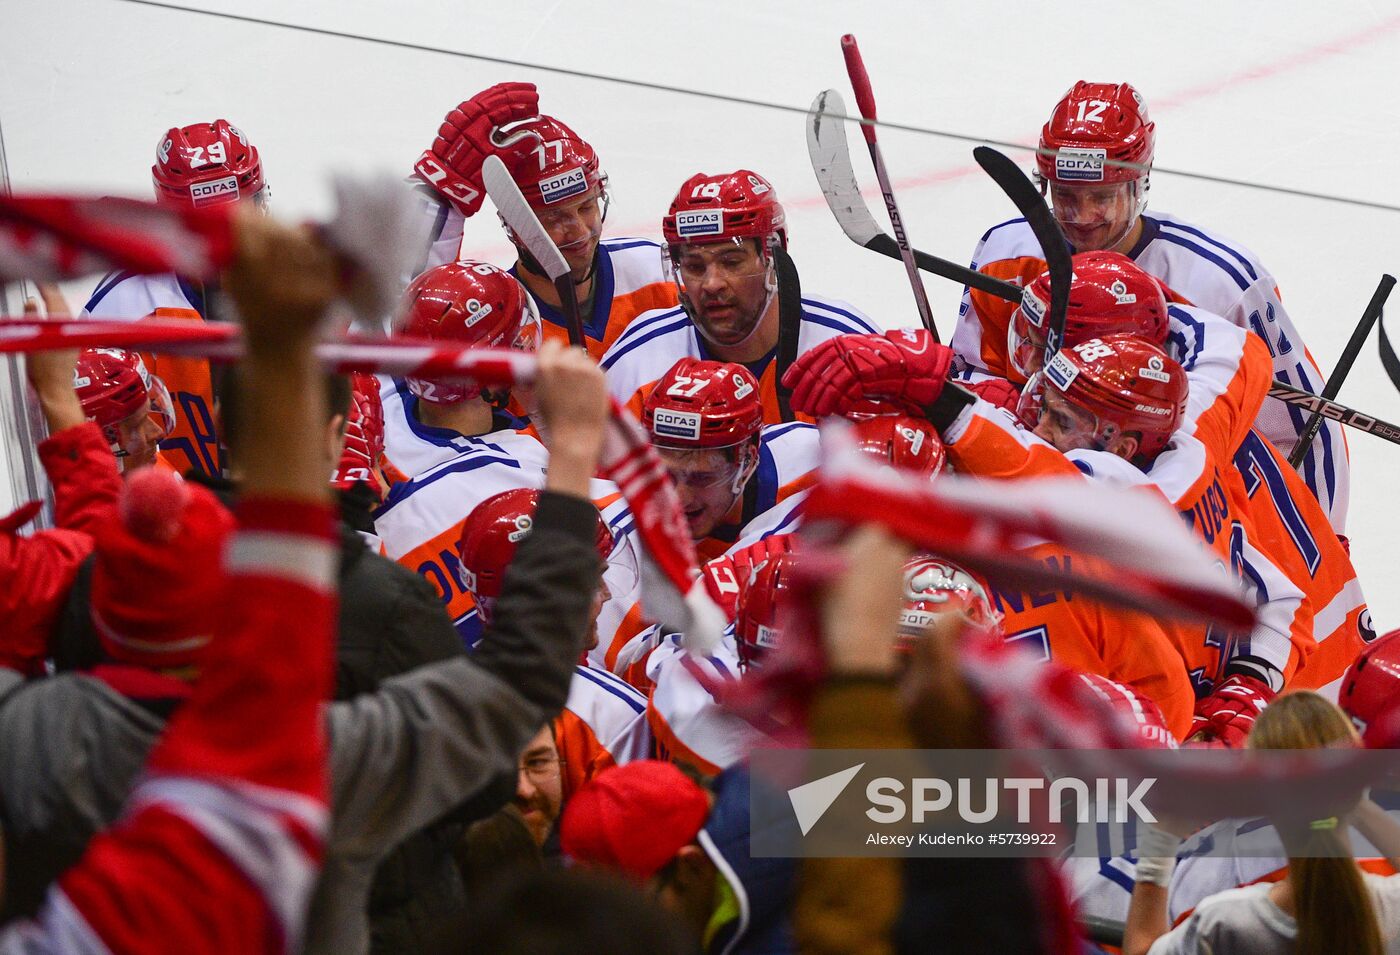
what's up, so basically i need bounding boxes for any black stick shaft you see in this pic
[1287,274,1395,468]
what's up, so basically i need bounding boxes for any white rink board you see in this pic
[4,0,1399,626]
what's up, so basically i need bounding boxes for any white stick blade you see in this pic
[806,89,881,245]
[481,155,569,281]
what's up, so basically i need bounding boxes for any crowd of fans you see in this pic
[1,76,1398,954]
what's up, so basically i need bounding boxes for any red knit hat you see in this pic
[89,469,235,668]
[560,760,711,881]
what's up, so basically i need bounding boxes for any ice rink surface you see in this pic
[5,0,1400,624]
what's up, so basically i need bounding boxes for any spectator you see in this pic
[560,758,795,954]
[0,199,339,953]
[0,271,609,955]
[514,725,566,848]
[1125,691,1400,955]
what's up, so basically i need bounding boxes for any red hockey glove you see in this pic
[413,82,540,216]
[332,372,386,496]
[702,534,795,619]
[1187,673,1276,748]
[781,329,954,418]
[966,377,1021,415]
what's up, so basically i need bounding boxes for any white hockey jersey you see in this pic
[950,212,1348,531]
[556,664,653,798]
[646,628,770,775]
[601,294,880,424]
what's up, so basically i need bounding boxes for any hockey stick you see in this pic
[1288,273,1395,468]
[481,155,586,348]
[840,35,938,340]
[972,146,1072,361]
[1269,378,1400,446]
[805,89,1023,303]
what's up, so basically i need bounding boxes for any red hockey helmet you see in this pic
[396,261,541,404]
[493,114,607,210]
[1078,673,1177,749]
[456,487,614,624]
[74,348,176,458]
[735,549,797,670]
[1037,82,1154,186]
[1338,629,1400,745]
[1028,334,1186,461]
[643,358,764,451]
[661,170,787,250]
[898,556,999,646]
[152,119,265,209]
[1009,251,1171,379]
[850,414,948,478]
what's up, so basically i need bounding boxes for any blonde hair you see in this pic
[1247,691,1380,955]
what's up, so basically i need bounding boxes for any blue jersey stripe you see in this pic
[604,238,663,253]
[801,298,879,334]
[1158,222,1258,282]
[376,453,524,516]
[600,316,691,370]
[574,665,646,713]
[610,306,687,344]
[1166,305,1206,369]
[762,422,811,443]
[1154,234,1251,292]
[803,313,874,337]
[83,270,135,313]
[979,216,1027,244]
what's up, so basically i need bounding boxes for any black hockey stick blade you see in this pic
[805,90,1021,303]
[1269,378,1400,446]
[972,146,1072,356]
[1288,273,1394,468]
[482,155,585,347]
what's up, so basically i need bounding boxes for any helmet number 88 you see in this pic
[1073,339,1115,362]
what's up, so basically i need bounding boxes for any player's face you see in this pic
[1048,181,1138,252]
[513,726,564,846]
[534,189,604,282]
[658,446,746,539]
[1031,388,1109,453]
[673,240,772,346]
[585,578,612,652]
[115,401,165,472]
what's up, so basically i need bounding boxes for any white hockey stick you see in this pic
[481,155,586,347]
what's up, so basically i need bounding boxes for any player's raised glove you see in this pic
[702,534,795,619]
[1187,672,1276,748]
[781,329,954,418]
[966,377,1021,415]
[331,372,386,496]
[414,82,539,216]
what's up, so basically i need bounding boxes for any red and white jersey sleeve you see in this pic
[516,237,679,360]
[0,499,337,955]
[645,630,768,775]
[373,428,550,639]
[602,294,880,425]
[554,664,652,799]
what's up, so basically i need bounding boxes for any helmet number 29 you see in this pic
[1074,100,1110,123]
[187,142,227,168]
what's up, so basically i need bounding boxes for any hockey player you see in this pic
[903,552,1195,739]
[81,119,266,477]
[602,169,879,422]
[639,357,818,562]
[785,330,1309,747]
[1007,254,1369,694]
[457,487,652,798]
[412,83,677,357]
[950,82,1347,529]
[378,259,543,486]
[73,348,177,473]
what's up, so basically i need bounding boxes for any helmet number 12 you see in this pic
[1074,100,1109,123]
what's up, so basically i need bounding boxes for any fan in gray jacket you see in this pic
[0,339,612,955]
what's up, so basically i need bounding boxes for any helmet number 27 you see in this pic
[665,374,710,398]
